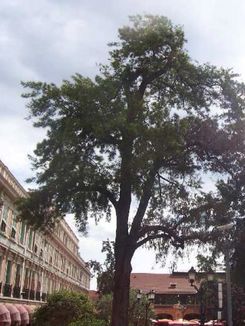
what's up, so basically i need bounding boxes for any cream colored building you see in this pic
[0,160,90,304]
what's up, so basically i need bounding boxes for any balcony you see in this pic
[3,283,12,297]
[29,289,35,300]
[22,288,30,299]
[13,286,21,298]
[36,291,41,301]
[41,292,47,301]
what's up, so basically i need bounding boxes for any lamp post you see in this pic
[216,223,233,326]
[145,290,155,326]
[188,267,214,326]
[137,289,155,326]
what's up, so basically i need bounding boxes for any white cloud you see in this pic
[0,0,242,289]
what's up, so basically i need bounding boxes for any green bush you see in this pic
[33,290,94,326]
[95,290,155,326]
[68,317,106,326]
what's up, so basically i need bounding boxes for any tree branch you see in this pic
[85,185,118,209]
[136,233,172,248]
[136,224,185,249]
[157,173,181,187]
[129,161,160,240]
[138,51,176,96]
[136,225,217,249]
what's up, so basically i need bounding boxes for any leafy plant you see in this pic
[95,290,154,326]
[89,240,115,294]
[32,291,93,326]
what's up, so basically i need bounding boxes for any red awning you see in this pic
[4,303,21,323]
[15,305,30,326]
[23,304,33,315]
[0,304,11,325]
[156,319,173,325]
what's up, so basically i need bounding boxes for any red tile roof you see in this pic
[130,273,199,294]
[89,290,100,301]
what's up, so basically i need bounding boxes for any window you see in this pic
[169,282,177,289]
[15,264,21,287]
[11,227,16,239]
[0,205,8,233]
[20,222,26,244]
[24,268,30,289]
[28,229,33,250]
[0,220,6,232]
[5,260,12,284]
[10,211,17,239]
[12,212,17,228]
[54,250,58,266]
[0,256,2,278]
[30,271,35,290]
[2,206,9,222]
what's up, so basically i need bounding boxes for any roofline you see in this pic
[0,160,86,267]
[131,271,226,276]
[62,218,80,243]
[0,160,28,197]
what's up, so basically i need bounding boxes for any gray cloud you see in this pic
[1,0,245,281]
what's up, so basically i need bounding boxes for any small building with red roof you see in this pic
[130,271,225,321]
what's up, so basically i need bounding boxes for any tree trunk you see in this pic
[111,241,135,326]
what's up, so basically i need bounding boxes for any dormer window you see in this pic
[169,282,177,289]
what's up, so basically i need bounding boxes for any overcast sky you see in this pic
[0,0,244,289]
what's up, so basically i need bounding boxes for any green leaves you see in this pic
[95,290,155,326]
[19,14,245,258]
[88,240,115,295]
[33,291,94,326]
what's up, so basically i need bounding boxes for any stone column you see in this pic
[9,258,16,298]
[0,252,7,296]
[39,269,43,300]
[20,258,26,299]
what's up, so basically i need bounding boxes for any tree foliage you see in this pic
[95,290,155,326]
[197,219,245,289]
[32,291,94,326]
[231,219,245,287]
[89,240,115,295]
[19,15,245,326]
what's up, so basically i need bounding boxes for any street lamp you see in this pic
[145,290,155,326]
[137,290,155,326]
[188,267,214,326]
[147,289,155,302]
[216,223,233,326]
[137,289,142,301]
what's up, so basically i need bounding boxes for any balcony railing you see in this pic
[21,288,45,301]
[29,289,35,300]
[36,291,41,301]
[13,286,21,298]
[22,288,30,299]
[41,292,47,301]
[3,283,12,297]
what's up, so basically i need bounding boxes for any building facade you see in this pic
[0,160,90,304]
[130,272,225,321]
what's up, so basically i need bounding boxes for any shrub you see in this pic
[33,290,93,326]
[68,317,106,326]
